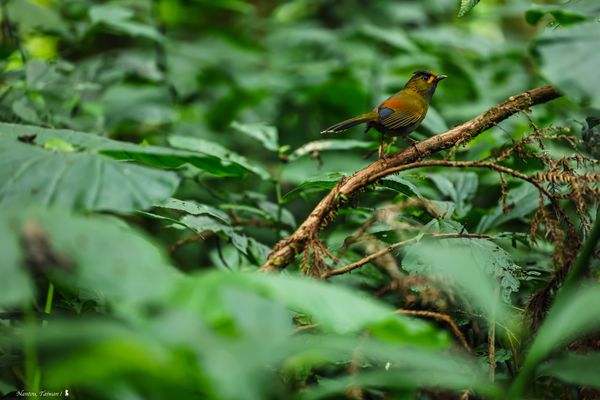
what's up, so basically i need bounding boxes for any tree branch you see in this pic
[259,85,561,272]
[395,309,471,352]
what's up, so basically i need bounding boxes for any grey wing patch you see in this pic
[378,107,394,119]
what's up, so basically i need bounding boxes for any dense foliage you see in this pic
[1,0,599,399]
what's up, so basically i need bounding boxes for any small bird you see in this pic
[321,70,446,158]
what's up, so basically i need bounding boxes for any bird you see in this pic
[321,70,447,158]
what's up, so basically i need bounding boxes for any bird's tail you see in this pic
[321,112,376,134]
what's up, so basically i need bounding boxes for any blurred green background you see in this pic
[1,0,599,399]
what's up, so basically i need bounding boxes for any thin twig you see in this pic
[293,323,319,334]
[169,230,214,253]
[321,233,491,279]
[488,318,496,383]
[395,309,470,352]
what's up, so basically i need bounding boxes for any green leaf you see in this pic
[0,137,179,212]
[0,207,180,305]
[100,84,175,127]
[537,352,600,389]
[288,139,372,162]
[533,21,600,108]
[0,123,252,177]
[171,272,446,345]
[168,135,270,179]
[378,175,422,198]
[179,215,250,255]
[477,183,542,233]
[430,172,478,218]
[526,1,599,26]
[457,0,481,17]
[23,318,198,398]
[303,347,497,399]
[89,5,165,42]
[230,121,279,152]
[5,0,66,36]
[283,172,343,202]
[403,220,517,320]
[526,285,600,367]
[358,24,416,51]
[155,198,231,223]
[257,200,297,228]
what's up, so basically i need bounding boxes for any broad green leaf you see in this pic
[358,24,416,51]
[477,183,542,233]
[0,208,180,305]
[303,347,497,399]
[5,0,66,36]
[12,97,42,124]
[283,172,344,202]
[0,123,252,177]
[230,121,279,152]
[0,138,179,212]
[257,200,297,228]
[89,5,165,42]
[21,318,202,398]
[403,220,517,320]
[288,139,372,162]
[378,175,422,198]
[526,1,599,25]
[141,208,251,255]
[537,352,600,389]
[429,172,478,218]
[526,285,600,366]
[273,0,314,23]
[534,21,600,108]
[458,0,481,17]
[222,204,271,218]
[171,272,446,345]
[168,135,270,179]
[100,84,175,127]
[155,198,231,223]
[179,215,250,255]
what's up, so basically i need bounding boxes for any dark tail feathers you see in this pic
[321,112,375,133]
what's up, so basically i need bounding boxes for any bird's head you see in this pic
[404,70,447,99]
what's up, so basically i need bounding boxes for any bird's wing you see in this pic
[377,95,426,130]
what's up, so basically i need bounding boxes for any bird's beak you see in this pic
[436,75,447,82]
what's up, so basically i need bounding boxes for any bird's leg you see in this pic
[378,132,386,159]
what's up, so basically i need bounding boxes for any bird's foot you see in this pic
[403,136,423,157]
[411,141,422,158]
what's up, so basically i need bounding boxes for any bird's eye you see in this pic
[422,75,429,81]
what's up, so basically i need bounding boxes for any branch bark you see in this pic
[259,85,561,272]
